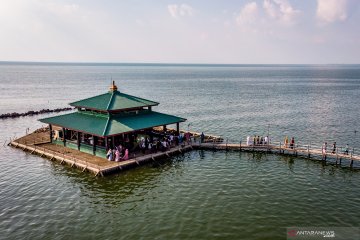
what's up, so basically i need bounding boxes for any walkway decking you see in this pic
[192,142,360,167]
[10,132,194,176]
[10,131,360,176]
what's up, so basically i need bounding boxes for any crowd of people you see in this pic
[106,145,129,162]
[283,136,295,149]
[246,135,270,146]
[322,141,350,156]
[246,135,297,149]
[106,131,193,162]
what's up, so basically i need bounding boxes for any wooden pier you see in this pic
[9,131,360,176]
[192,141,360,168]
[9,131,195,176]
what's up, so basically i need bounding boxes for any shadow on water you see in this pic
[211,148,360,175]
[198,149,205,159]
[44,151,192,205]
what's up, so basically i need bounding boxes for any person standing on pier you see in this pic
[115,149,121,162]
[344,144,349,155]
[122,149,129,160]
[246,136,251,146]
[284,136,289,148]
[332,142,336,154]
[290,137,295,149]
[200,132,205,143]
[322,142,327,160]
[107,148,113,161]
[185,132,191,144]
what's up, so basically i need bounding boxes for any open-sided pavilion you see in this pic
[40,81,186,157]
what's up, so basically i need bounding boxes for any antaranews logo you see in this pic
[287,229,297,238]
[286,227,337,239]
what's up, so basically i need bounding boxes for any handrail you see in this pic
[214,138,358,159]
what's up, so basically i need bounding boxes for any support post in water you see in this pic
[307,144,310,158]
[336,147,339,165]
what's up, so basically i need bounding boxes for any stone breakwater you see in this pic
[0,107,73,119]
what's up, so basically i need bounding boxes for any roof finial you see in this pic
[109,80,118,92]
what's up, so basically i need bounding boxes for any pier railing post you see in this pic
[279,142,281,154]
[307,144,310,158]
[336,147,339,165]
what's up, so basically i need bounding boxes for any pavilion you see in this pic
[39,81,186,157]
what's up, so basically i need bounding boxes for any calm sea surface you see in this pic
[0,63,360,239]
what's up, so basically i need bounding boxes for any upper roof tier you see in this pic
[70,81,159,112]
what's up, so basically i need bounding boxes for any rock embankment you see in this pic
[0,107,73,119]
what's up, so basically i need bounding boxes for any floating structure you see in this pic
[11,131,195,176]
[10,132,360,176]
[9,82,360,176]
[9,81,220,176]
[39,81,186,158]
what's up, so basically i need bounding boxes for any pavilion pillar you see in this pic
[105,137,108,150]
[62,127,66,147]
[112,136,115,149]
[92,135,97,155]
[163,125,167,132]
[176,123,180,136]
[49,124,53,143]
[77,132,81,150]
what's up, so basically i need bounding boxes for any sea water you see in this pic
[0,63,360,239]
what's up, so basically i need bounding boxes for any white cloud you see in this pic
[168,4,193,18]
[263,0,300,25]
[317,0,348,23]
[236,2,258,26]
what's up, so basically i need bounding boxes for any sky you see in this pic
[0,0,359,64]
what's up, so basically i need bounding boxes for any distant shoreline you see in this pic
[0,61,359,67]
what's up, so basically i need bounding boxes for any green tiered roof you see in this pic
[39,81,186,137]
[40,111,186,137]
[70,84,158,112]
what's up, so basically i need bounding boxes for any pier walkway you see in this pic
[192,141,360,167]
[10,131,360,176]
[10,132,195,176]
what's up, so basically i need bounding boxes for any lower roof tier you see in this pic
[39,110,186,137]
